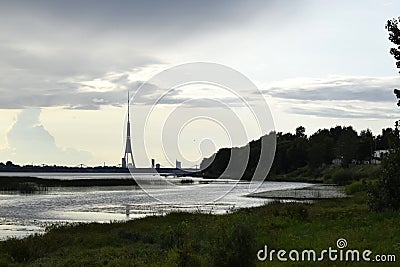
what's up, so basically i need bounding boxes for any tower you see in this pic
[122,90,135,168]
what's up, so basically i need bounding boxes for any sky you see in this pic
[0,0,400,167]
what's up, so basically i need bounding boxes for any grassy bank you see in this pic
[0,191,399,266]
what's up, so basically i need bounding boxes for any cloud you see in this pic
[287,105,398,119]
[0,68,250,109]
[0,66,151,109]
[0,0,285,79]
[260,76,400,119]
[0,109,92,165]
[264,76,400,102]
[0,0,305,110]
[0,1,292,38]
[133,84,253,108]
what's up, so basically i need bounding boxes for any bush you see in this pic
[332,169,353,185]
[0,256,13,267]
[368,148,400,211]
[345,180,366,195]
[212,220,256,267]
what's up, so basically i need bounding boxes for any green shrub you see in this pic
[1,239,32,263]
[211,219,256,267]
[332,169,353,185]
[368,148,400,211]
[345,180,366,195]
[0,256,13,267]
[286,204,310,220]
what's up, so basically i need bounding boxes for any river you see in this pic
[0,173,310,240]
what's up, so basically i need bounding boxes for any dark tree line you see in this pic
[200,125,399,180]
[274,126,400,172]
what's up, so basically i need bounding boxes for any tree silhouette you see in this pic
[5,161,13,167]
[387,17,400,123]
[386,17,400,134]
[395,89,400,107]
[295,126,306,138]
[386,17,400,73]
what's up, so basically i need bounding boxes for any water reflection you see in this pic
[0,175,310,240]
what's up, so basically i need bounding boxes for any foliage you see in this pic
[332,169,354,185]
[386,17,400,73]
[345,180,367,195]
[368,146,400,211]
[212,219,255,267]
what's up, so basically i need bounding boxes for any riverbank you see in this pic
[0,190,398,266]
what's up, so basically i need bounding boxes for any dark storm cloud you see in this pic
[0,0,300,109]
[1,0,289,34]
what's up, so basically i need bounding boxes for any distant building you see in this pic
[371,149,389,164]
[373,149,389,159]
[332,158,342,165]
[176,160,182,169]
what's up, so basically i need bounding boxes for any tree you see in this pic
[308,129,334,167]
[386,17,400,73]
[368,18,400,211]
[295,126,306,138]
[386,16,400,133]
[286,137,308,170]
[395,89,400,107]
[356,129,374,161]
[335,127,358,167]
[5,161,13,167]
[375,128,398,150]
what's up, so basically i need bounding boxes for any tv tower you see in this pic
[122,90,135,168]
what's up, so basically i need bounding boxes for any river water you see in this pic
[0,173,310,240]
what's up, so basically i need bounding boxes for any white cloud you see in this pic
[0,109,92,165]
[261,75,400,119]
